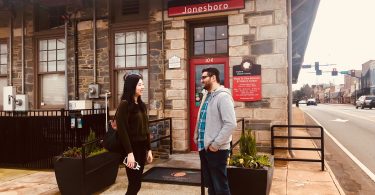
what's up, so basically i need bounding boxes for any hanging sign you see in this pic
[232,60,262,101]
[167,0,245,17]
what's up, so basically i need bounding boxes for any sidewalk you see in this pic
[0,107,344,195]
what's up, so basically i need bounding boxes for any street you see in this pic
[300,103,375,194]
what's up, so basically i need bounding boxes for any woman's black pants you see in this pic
[125,140,147,195]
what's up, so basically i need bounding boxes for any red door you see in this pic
[189,57,229,151]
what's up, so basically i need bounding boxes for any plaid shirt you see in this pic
[197,93,211,151]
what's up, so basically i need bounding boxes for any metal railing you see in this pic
[271,125,325,171]
[149,117,173,155]
[0,108,107,168]
[230,118,245,153]
[0,109,172,169]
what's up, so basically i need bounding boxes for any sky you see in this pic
[292,0,375,90]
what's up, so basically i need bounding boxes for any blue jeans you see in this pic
[199,149,231,195]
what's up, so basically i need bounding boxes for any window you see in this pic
[114,30,148,105]
[193,24,228,56]
[38,38,66,107]
[0,43,8,110]
[0,43,7,75]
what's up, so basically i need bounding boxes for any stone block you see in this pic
[171,80,187,89]
[256,131,271,142]
[78,21,92,31]
[229,45,250,56]
[277,68,287,83]
[251,40,273,55]
[262,83,288,97]
[164,109,187,118]
[166,89,187,100]
[172,119,187,130]
[274,9,288,25]
[258,24,287,40]
[248,15,273,26]
[228,14,244,25]
[170,39,185,49]
[262,68,277,83]
[240,0,255,13]
[270,98,287,109]
[172,99,187,109]
[229,36,243,47]
[171,20,186,28]
[166,49,186,60]
[0,27,8,38]
[229,56,243,67]
[172,129,187,139]
[254,109,287,121]
[166,70,186,79]
[229,24,250,36]
[274,39,287,54]
[173,140,188,151]
[166,29,185,40]
[235,108,253,118]
[257,54,286,68]
[256,0,285,11]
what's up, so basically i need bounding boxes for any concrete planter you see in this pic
[53,152,121,195]
[227,156,274,195]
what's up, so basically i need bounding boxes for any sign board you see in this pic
[232,60,261,101]
[169,56,181,69]
[167,0,245,17]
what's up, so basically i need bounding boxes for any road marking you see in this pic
[331,118,348,122]
[304,111,375,183]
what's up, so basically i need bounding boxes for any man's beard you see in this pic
[203,82,212,91]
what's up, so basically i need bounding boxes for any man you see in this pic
[194,67,237,195]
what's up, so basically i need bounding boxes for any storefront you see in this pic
[0,0,319,152]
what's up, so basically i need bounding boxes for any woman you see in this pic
[115,73,153,195]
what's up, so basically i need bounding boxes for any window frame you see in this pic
[110,27,150,107]
[189,21,229,58]
[35,33,66,109]
[0,39,8,77]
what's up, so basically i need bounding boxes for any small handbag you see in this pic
[102,120,124,154]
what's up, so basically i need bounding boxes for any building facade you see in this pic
[0,0,318,152]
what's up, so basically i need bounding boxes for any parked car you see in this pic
[306,98,317,106]
[355,95,375,109]
[298,100,307,104]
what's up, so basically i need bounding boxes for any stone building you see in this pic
[0,0,319,152]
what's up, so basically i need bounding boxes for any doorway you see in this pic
[189,57,229,151]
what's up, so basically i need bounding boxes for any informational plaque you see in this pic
[168,56,181,69]
[232,60,261,101]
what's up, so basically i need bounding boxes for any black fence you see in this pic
[271,125,325,171]
[0,109,173,169]
[0,109,106,169]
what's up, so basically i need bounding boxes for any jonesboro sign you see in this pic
[167,0,244,17]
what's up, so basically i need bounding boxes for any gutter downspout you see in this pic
[64,19,69,109]
[73,15,79,100]
[8,13,13,86]
[161,0,165,117]
[287,0,294,156]
[21,8,25,94]
[92,0,97,84]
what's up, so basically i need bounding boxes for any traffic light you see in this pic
[316,70,322,75]
[350,70,356,77]
[332,68,338,76]
[314,62,319,71]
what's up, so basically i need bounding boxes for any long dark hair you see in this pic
[120,73,146,112]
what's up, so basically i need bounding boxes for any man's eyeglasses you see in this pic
[201,75,211,80]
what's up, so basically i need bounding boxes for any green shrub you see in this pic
[228,129,271,169]
[62,130,108,158]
